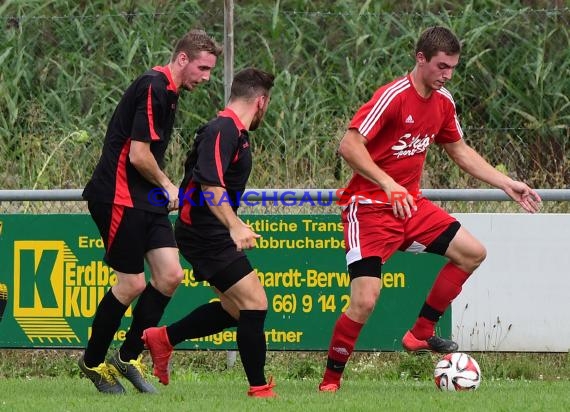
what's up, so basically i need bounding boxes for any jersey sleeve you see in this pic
[435,91,463,144]
[130,77,167,142]
[348,84,399,141]
[193,122,239,187]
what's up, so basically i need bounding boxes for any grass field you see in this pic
[0,350,569,411]
[2,376,569,412]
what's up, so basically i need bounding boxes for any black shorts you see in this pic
[88,201,177,274]
[174,219,253,292]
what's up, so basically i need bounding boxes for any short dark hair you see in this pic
[229,68,275,100]
[415,26,461,61]
[171,29,222,62]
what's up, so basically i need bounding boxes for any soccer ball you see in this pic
[434,352,481,391]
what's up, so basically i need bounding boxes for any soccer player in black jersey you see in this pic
[79,29,222,394]
[142,68,277,398]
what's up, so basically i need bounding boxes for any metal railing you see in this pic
[1,188,569,202]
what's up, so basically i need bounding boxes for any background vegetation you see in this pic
[1,0,568,195]
[1,349,569,381]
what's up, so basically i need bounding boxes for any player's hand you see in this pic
[503,181,542,213]
[229,220,261,251]
[383,182,417,219]
[165,183,180,211]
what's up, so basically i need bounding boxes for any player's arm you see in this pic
[201,184,260,251]
[338,128,416,218]
[442,139,541,213]
[129,141,179,211]
[129,79,178,210]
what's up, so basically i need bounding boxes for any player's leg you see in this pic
[110,213,182,393]
[404,200,486,352]
[220,262,276,398]
[319,270,381,392]
[142,223,241,385]
[142,289,238,385]
[320,203,400,392]
[166,287,238,344]
[80,202,147,393]
[118,246,182,361]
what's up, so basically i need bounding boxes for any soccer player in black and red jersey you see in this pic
[79,29,222,394]
[142,68,277,398]
[318,26,542,392]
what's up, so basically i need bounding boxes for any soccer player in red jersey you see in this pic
[79,29,221,394]
[319,26,541,392]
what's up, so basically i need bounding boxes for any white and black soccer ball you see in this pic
[434,352,481,391]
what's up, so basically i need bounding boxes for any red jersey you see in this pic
[343,74,462,204]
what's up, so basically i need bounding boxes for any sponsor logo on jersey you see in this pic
[391,133,435,158]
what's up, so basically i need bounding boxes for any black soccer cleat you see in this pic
[402,330,459,353]
[78,356,126,394]
[108,352,157,394]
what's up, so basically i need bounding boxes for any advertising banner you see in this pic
[0,214,448,350]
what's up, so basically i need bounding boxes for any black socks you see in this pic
[83,289,128,367]
[119,283,170,362]
[166,301,238,346]
[237,309,268,386]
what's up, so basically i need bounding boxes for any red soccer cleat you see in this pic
[402,330,458,354]
[141,326,173,385]
[247,376,277,398]
[318,382,340,392]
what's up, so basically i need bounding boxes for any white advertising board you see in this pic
[451,213,570,352]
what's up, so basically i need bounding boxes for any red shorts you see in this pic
[342,197,457,265]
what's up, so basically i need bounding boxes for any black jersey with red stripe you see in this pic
[178,108,252,230]
[83,65,179,214]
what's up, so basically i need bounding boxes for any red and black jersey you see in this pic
[83,65,179,214]
[178,108,252,231]
[344,74,463,204]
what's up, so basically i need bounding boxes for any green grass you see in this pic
[1,375,570,412]
[0,350,569,411]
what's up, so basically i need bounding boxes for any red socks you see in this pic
[411,262,470,340]
[322,313,363,385]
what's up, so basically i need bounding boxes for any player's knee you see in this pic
[131,278,148,296]
[362,292,379,314]
[115,277,147,301]
[468,244,487,272]
[153,266,184,295]
[164,269,184,292]
[248,292,268,311]
[255,299,268,311]
[171,267,185,285]
[235,288,268,311]
[350,291,378,318]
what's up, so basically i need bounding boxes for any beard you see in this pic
[249,107,265,131]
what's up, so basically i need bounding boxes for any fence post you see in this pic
[224,0,237,369]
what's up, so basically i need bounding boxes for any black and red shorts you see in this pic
[174,219,253,292]
[88,201,176,274]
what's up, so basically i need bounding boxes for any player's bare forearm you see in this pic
[339,129,416,218]
[201,185,241,229]
[130,140,179,209]
[443,140,541,212]
[129,141,175,189]
[338,129,395,191]
[442,140,511,189]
